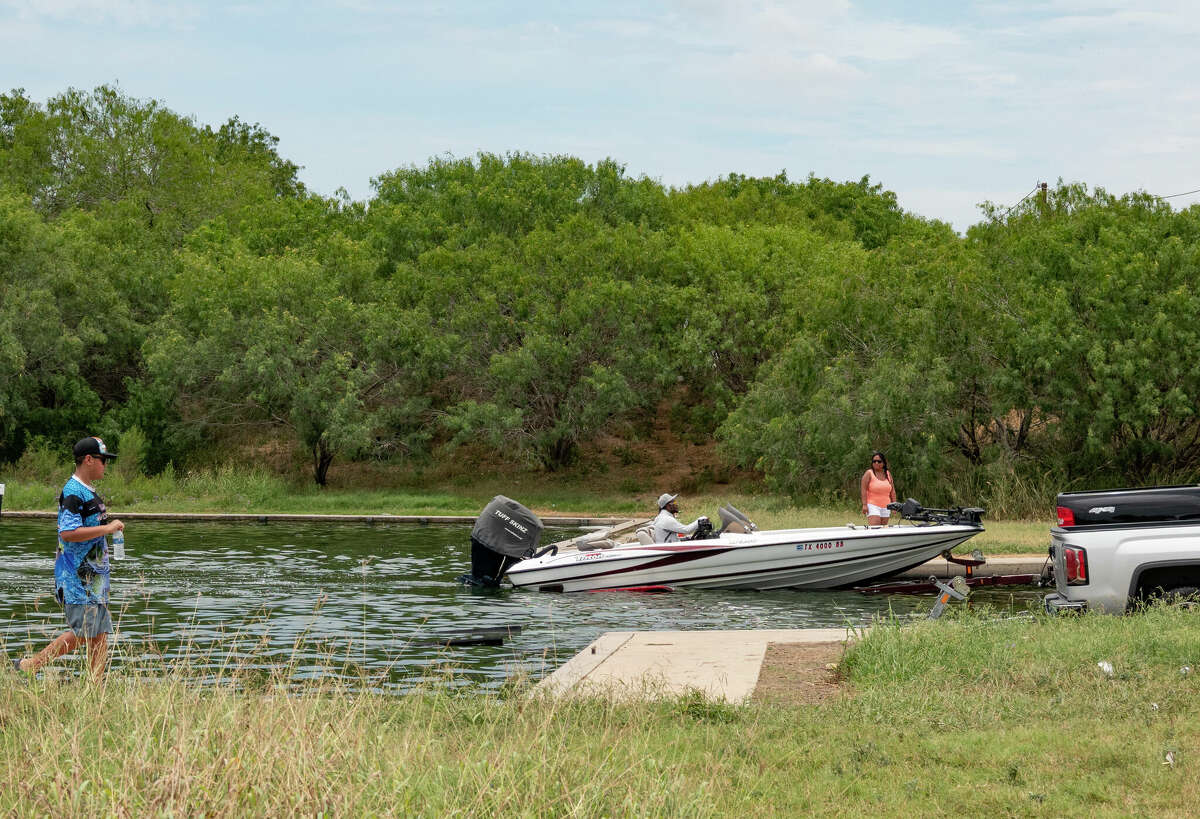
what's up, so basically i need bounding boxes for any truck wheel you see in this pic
[1158,585,1200,608]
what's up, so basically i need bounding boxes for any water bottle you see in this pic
[112,529,126,561]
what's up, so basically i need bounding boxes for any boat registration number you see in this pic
[797,540,844,551]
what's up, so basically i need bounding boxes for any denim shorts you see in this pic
[64,603,112,638]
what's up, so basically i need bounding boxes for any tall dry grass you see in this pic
[3,604,1199,816]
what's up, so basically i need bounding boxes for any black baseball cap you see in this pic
[73,436,118,461]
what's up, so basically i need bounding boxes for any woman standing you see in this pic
[860,451,896,526]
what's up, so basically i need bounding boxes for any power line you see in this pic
[1001,182,1045,218]
[1163,187,1200,199]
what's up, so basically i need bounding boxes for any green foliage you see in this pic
[9,435,69,484]
[151,243,359,484]
[111,425,147,480]
[0,85,305,468]
[4,85,1198,500]
[969,183,1200,486]
[667,171,908,249]
[0,85,300,230]
[720,186,1200,512]
[0,188,107,458]
[370,152,665,264]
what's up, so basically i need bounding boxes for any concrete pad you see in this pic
[536,628,855,704]
[893,553,1048,579]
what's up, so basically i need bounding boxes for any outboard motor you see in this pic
[458,495,544,587]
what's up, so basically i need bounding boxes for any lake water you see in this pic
[0,518,1041,689]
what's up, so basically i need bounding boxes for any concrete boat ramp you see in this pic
[531,522,1046,702]
[535,628,854,704]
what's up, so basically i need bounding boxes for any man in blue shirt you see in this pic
[13,436,124,681]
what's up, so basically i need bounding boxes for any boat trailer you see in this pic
[852,549,1040,596]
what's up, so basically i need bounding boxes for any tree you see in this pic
[431,217,670,469]
[145,221,435,485]
[0,189,114,458]
[370,152,667,266]
[667,172,908,249]
[717,217,994,502]
[0,85,309,465]
[971,183,1200,484]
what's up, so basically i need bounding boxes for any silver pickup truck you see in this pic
[1043,485,1200,613]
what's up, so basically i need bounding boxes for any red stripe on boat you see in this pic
[587,584,674,593]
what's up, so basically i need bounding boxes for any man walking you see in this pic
[13,436,123,681]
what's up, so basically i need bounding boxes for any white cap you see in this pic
[657,493,678,509]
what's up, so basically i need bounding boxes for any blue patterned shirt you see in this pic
[55,476,110,605]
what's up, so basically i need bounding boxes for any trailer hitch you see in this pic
[941,548,986,577]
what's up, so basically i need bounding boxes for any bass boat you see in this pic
[460,496,985,593]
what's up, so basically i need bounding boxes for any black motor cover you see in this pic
[460,496,544,586]
[471,495,544,556]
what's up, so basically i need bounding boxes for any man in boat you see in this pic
[12,436,124,682]
[652,493,707,543]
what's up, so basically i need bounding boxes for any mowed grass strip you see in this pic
[1,605,1195,816]
[3,467,1056,554]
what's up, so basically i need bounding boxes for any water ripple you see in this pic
[0,518,1039,689]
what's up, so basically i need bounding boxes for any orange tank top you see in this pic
[866,470,893,507]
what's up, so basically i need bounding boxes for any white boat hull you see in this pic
[505,524,982,592]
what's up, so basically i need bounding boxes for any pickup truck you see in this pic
[1043,485,1200,613]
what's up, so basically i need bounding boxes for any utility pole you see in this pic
[1036,181,1049,216]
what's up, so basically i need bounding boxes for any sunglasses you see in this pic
[871,459,883,463]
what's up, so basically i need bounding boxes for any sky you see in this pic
[2,0,1198,231]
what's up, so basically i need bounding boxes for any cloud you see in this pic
[2,0,200,26]
[4,0,1198,233]
[1041,9,1180,32]
[1122,134,1198,157]
[851,137,1019,162]
[659,1,961,60]
[715,50,865,100]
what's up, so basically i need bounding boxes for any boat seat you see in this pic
[635,527,654,545]
[584,538,617,550]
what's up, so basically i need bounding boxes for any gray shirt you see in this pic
[652,508,701,543]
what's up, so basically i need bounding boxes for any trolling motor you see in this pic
[458,496,545,587]
[888,498,985,527]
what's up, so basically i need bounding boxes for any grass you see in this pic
[2,604,1197,816]
[1,453,1057,553]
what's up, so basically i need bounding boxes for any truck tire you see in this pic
[1158,585,1200,608]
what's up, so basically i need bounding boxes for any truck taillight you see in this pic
[1056,506,1075,527]
[1063,546,1088,585]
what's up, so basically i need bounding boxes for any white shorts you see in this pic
[866,503,891,518]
